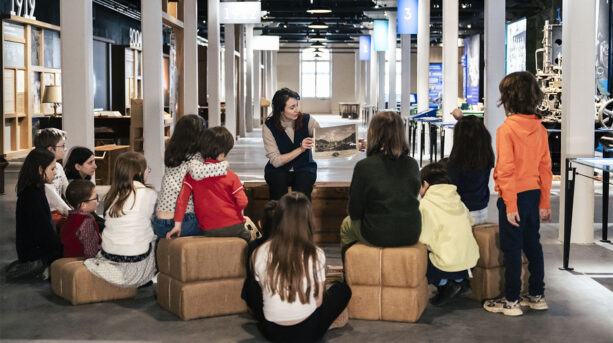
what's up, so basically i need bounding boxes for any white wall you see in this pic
[331,53,357,114]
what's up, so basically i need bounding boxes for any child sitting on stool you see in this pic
[418,162,479,306]
[62,179,101,258]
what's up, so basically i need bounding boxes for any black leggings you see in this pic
[244,281,351,342]
[265,169,316,200]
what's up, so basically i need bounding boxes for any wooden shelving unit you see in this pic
[111,46,143,115]
[1,15,61,157]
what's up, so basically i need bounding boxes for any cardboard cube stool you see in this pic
[471,223,530,301]
[51,257,137,305]
[344,243,429,322]
[156,237,248,320]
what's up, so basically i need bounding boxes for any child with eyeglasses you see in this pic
[34,128,71,226]
[62,180,101,258]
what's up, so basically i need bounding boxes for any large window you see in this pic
[300,48,331,98]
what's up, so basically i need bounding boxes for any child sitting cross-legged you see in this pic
[418,162,479,306]
[62,180,101,258]
[167,126,251,241]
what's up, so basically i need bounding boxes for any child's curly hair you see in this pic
[498,71,544,118]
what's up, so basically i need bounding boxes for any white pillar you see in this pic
[237,26,246,137]
[224,24,236,139]
[484,0,506,191]
[442,0,458,123]
[254,50,262,128]
[401,34,412,118]
[60,0,94,151]
[388,12,397,110]
[245,24,254,132]
[369,40,378,106]
[268,51,274,100]
[183,0,198,115]
[207,0,221,127]
[272,51,278,93]
[417,0,431,112]
[141,0,164,188]
[377,51,386,110]
[262,51,269,102]
[560,0,596,243]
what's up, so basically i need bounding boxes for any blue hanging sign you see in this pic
[397,0,419,34]
[359,36,371,60]
[373,20,388,51]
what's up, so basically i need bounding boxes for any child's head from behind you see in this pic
[367,111,409,159]
[17,148,56,195]
[259,200,279,241]
[165,114,205,168]
[34,128,67,160]
[104,151,148,218]
[264,191,319,304]
[498,71,544,117]
[449,116,495,171]
[66,179,97,212]
[65,147,96,180]
[200,126,234,161]
[419,162,451,197]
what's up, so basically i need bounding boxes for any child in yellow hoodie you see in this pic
[419,162,479,306]
[483,71,552,317]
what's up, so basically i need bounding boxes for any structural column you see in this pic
[400,34,412,118]
[224,24,237,138]
[183,0,199,115]
[560,0,596,243]
[60,0,94,151]
[388,12,397,110]
[369,39,378,107]
[245,24,254,132]
[238,25,246,137]
[442,0,458,123]
[207,0,221,127]
[377,51,386,110]
[272,51,278,94]
[417,0,430,112]
[484,0,506,190]
[141,0,164,188]
[254,50,262,128]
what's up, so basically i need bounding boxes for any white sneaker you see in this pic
[483,297,523,316]
[520,295,548,310]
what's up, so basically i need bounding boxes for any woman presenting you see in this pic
[263,88,320,200]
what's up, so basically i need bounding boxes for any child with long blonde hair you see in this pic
[250,192,351,341]
[84,152,157,288]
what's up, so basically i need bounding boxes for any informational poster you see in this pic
[506,18,526,74]
[595,0,610,93]
[428,63,443,108]
[464,34,480,105]
[359,36,371,61]
[313,124,358,159]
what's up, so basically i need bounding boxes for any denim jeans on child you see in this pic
[497,189,545,302]
[426,256,468,286]
[152,212,201,238]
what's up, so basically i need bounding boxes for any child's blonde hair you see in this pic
[104,152,149,218]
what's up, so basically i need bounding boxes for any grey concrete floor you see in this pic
[1,115,612,342]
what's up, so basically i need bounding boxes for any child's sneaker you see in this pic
[483,297,523,316]
[520,295,548,310]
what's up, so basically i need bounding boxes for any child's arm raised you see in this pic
[169,177,193,239]
[187,159,228,180]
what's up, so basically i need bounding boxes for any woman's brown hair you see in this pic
[366,111,409,159]
[255,192,320,304]
[104,152,150,218]
[498,71,544,118]
[268,88,304,131]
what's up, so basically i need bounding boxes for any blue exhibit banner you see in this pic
[428,63,443,108]
[464,34,480,105]
[359,36,371,60]
[373,20,388,51]
[397,0,418,34]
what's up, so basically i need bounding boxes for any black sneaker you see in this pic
[5,259,45,279]
[455,279,471,295]
[430,282,463,306]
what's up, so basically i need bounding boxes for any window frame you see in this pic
[299,48,332,99]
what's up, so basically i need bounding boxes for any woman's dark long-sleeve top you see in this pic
[16,187,63,265]
[349,153,422,247]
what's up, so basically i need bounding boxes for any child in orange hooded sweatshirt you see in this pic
[483,71,552,317]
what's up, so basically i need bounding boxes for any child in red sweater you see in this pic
[168,127,251,241]
[62,179,101,258]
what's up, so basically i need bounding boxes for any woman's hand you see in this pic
[166,222,182,239]
[451,108,464,120]
[301,137,314,151]
[540,209,551,222]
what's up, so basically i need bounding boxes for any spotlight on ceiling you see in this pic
[314,53,322,58]
[311,42,325,48]
[310,33,326,42]
[307,6,332,14]
[308,20,328,29]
